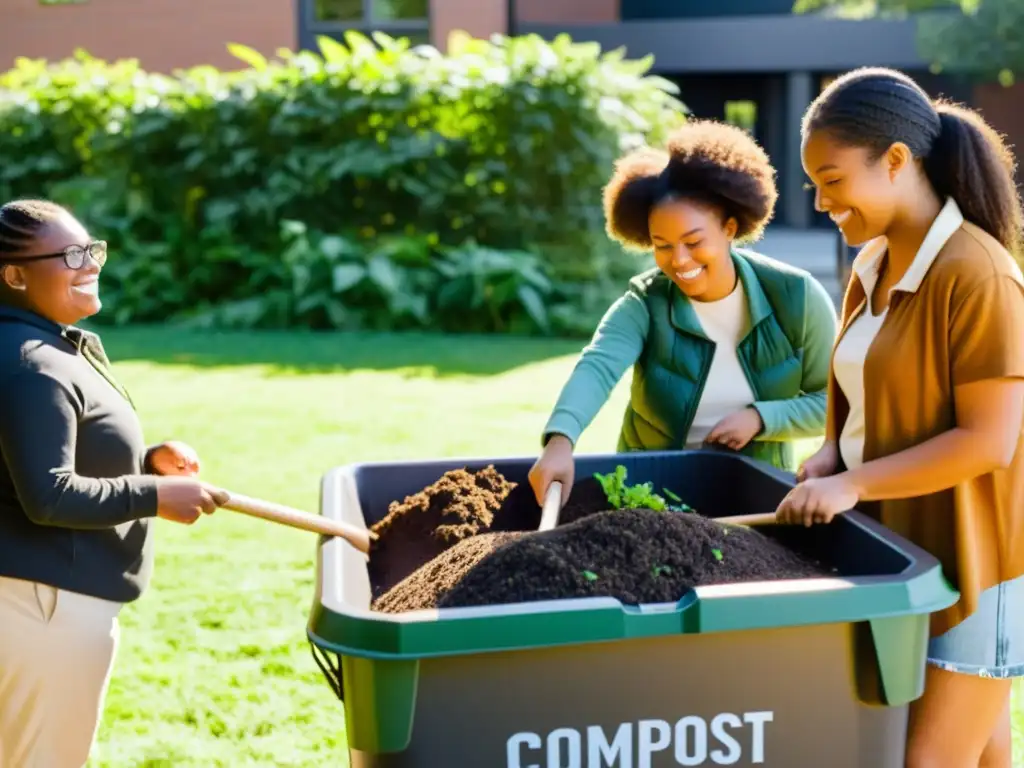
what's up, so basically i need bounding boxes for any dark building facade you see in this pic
[510,0,976,229]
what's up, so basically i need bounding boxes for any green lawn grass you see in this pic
[1017,692,1024,766]
[85,326,1022,766]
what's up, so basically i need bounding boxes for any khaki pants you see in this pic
[0,576,121,768]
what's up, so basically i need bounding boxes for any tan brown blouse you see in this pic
[827,204,1024,636]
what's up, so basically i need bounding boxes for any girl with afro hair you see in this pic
[529,120,838,505]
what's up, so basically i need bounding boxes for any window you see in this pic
[314,0,362,21]
[306,0,430,48]
[370,0,429,21]
[390,29,431,46]
[313,0,429,23]
[724,100,757,135]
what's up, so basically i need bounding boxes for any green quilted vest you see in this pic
[617,248,811,470]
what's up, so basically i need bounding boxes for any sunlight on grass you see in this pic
[83,328,1022,767]
[1015,679,1023,767]
[90,329,629,767]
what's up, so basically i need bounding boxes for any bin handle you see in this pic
[537,481,563,531]
[310,641,345,703]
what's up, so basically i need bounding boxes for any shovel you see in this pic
[219,489,376,555]
[713,512,778,527]
[695,445,782,527]
[537,481,563,532]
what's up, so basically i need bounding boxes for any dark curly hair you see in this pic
[802,66,1022,253]
[602,120,778,251]
[0,199,67,258]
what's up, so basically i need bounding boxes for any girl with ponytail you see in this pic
[778,66,1024,766]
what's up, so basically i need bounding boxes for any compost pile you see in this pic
[367,465,517,599]
[370,466,832,614]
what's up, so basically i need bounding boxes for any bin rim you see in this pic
[308,450,960,660]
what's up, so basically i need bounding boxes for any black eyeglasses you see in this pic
[0,241,107,270]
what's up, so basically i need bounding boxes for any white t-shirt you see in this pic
[685,280,758,448]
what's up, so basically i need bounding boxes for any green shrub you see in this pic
[0,32,687,335]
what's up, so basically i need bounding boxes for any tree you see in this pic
[793,0,1023,83]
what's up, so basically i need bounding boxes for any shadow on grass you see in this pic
[92,324,588,377]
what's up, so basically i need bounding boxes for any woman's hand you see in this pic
[774,474,859,527]
[796,440,840,482]
[528,435,574,507]
[155,477,229,525]
[705,407,763,451]
[147,441,201,477]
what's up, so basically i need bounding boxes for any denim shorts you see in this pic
[927,572,1024,678]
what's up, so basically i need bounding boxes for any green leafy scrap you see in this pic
[593,466,699,514]
[593,465,668,511]
[661,487,695,512]
[621,482,668,511]
[594,465,628,508]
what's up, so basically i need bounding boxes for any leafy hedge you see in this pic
[0,32,687,335]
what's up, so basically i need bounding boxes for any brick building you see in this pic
[1,0,1020,229]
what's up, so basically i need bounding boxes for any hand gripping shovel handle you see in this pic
[220,490,376,554]
[537,481,563,532]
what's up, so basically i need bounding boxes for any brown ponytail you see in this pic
[923,101,1023,254]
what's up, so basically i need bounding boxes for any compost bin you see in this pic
[307,449,958,768]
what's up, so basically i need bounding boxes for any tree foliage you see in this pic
[0,33,688,335]
[793,0,1021,83]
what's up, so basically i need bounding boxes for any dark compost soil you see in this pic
[556,476,613,526]
[436,509,830,610]
[372,531,523,614]
[367,465,517,598]
[370,468,833,614]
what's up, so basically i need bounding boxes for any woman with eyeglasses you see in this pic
[0,199,230,767]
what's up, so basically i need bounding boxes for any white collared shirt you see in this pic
[834,197,965,469]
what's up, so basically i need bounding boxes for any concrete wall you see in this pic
[0,0,295,72]
[429,0,507,49]
[515,0,618,25]
[430,0,617,41]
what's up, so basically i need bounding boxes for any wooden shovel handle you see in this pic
[537,481,563,532]
[220,490,376,554]
[714,512,778,527]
